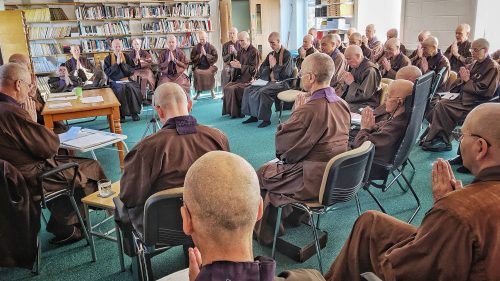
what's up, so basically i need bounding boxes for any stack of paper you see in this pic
[80,96,104,104]
[47,96,77,102]
[62,134,117,149]
[251,79,269,86]
[48,102,72,109]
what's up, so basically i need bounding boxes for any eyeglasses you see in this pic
[298,71,312,78]
[469,48,485,53]
[453,130,491,146]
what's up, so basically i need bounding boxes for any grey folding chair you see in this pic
[271,141,375,274]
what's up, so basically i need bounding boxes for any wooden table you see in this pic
[41,88,125,170]
[81,182,125,272]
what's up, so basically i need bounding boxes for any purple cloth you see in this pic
[330,48,340,60]
[308,87,340,103]
[0,92,20,107]
[195,256,276,281]
[162,115,198,135]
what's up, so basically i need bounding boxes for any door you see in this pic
[249,0,281,58]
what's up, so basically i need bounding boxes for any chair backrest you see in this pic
[448,70,458,86]
[379,83,389,105]
[142,187,193,247]
[391,71,434,169]
[318,141,375,206]
[429,67,447,100]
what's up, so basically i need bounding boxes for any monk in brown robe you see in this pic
[353,80,414,178]
[341,45,382,112]
[0,63,105,244]
[349,32,371,60]
[118,82,229,235]
[339,27,356,53]
[48,64,83,93]
[326,103,500,281]
[418,36,450,92]
[66,44,105,87]
[309,27,320,50]
[158,35,191,94]
[422,38,500,152]
[254,53,350,245]
[386,28,407,55]
[191,31,218,100]
[321,34,347,95]
[129,38,155,101]
[365,24,384,63]
[221,27,241,89]
[296,34,317,71]
[408,30,431,66]
[444,23,473,73]
[377,38,411,79]
[222,31,259,118]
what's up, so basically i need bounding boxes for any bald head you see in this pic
[228,27,238,42]
[238,31,250,48]
[365,24,376,40]
[8,54,30,66]
[345,45,364,68]
[418,30,431,43]
[472,38,489,50]
[0,63,32,103]
[395,65,422,82]
[332,34,342,47]
[422,36,439,56]
[302,52,335,85]
[308,27,317,37]
[385,38,400,48]
[349,32,363,46]
[153,82,188,121]
[347,27,356,37]
[303,34,314,49]
[387,28,398,40]
[183,151,261,239]
[198,31,208,45]
[388,79,414,99]
[455,23,471,43]
[464,104,500,147]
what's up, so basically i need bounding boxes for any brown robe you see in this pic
[342,58,382,112]
[327,49,348,95]
[158,48,191,94]
[408,48,422,66]
[119,115,229,234]
[221,40,241,89]
[353,111,409,179]
[0,93,105,236]
[417,49,450,92]
[400,43,407,56]
[444,40,473,72]
[367,37,384,63]
[325,166,500,281]
[0,159,40,269]
[378,52,411,79]
[254,87,350,245]
[191,42,218,91]
[361,44,372,60]
[32,89,68,134]
[425,55,500,144]
[222,44,259,118]
[129,49,156,97]
[295,46,317,70]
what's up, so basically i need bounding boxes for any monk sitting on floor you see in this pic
[253,53,350,246]
[377,38,411,79]
[0,63,106,244]
[191,31,218,100]
[422,38,500,152]
[325,103,500,281]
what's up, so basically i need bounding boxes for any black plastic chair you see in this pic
[363,71,434,224]
[132,187,193,281]
[427,67,447,106]
[271,141,375,274]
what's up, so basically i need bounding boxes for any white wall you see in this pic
[474,0,500,51]
[357,0,402,42]
[280,0,307,51]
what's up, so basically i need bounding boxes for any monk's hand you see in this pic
[431,158,459,203]
[29,72,37,98]
[230,60,241,69]
[188,247,202,281]
[230,45,237,54]
[459,67,470,82]
[22,98,37,123]
[416,44,423,58]
[360,106,375,130]
[343,72,354,85]
[381,57,391,71]
[421,57,429,73]
[451,42,459,57]
[299,47,306,58]
[269,54,277,68]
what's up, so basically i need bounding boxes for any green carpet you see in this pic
[0,94,474,280]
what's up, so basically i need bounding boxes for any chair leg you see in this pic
[278,101,284,124]
[355,194,362,216]
[32,234,41,275]
[364,186,387,213]
[401,173,421,224]
[271,206,283,259]
[309,213,323,274]
[391,171,408,193]
[407,158,416,173]
[68,195,91,246]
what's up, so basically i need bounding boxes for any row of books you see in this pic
[36,76,51,96]
[142,19,211,33]
[80,21,130,36]
[81,38,131,53]
[29,26,72,39]
[76,6,141,20]
[24,8,68,22]
[33,57,57,73]
[141,34,199,49]
[30,43,63,56]
[141,3,210,18]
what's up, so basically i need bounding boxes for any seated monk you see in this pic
[48,64,83,93]
[418,36,450,93]
[339,27,356,53]
[444,23,473,73]
[222,31,259,118]
[365,24,384,63]
[117,82,229,237]
[103,39,143,122]
[349,32,371,60]
[0,63,106,244]
[253,53,350,246]
[296,34,318,72]
[321,34,347,94]
[325,103,500,281]
[377,38,411,79]
[129,38,156,102]
[386,28,407,55]
[66,44,105,87]
[341,45,382,112]
[308,27,320,50]
[221,27,241,89]
[8,54,68,134]
[422,38,500,152]
[241,32,293,128]
[158,35,191,95]
[408,30,431,66]
[191,31,218,100]
[352,80,414,178]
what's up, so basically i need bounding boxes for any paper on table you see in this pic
[48,102,72,109]
[47,96,78,101]
[59,126,81,142]
[80,96,104,104]
[351,112,362,125]
[49,92,75,98]
[251,79,268,86]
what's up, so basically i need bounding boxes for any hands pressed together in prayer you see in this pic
[459,66,470,82]
[431,158,463,203]
[298,47,306,58]
[200,46,207,56]
[380,57,391,71]
[230,60,242,69]
[22,98,37,123]
[229,45,237,55]
[451,41,460,57]
[29,72,37,98]
[188,247,202,281]
[341,72,355,85]
[269,54,277,69]
[360,106,375,130]
[416,44,423,58]
[421,57,429,73]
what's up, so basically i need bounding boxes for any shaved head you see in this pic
[347,27,356,37]
[456,23,471,33]
[395,65,422,82]
[269,32,280,41]
[385,38,400,49]
[153,82,188,121]
[463,104,500,147]
[365,24,376,40]
[344,45,364,68]
[332,34,342,46]
[349,32,362,46]
[472,38,489,50]
[387,28,398,39]
[0,63,32,103]
[238,31,250,48]
[228,27,238,42]
[183,151,261,240]
[388,79,414,99]
[8,54,30,67]
[418,30,431,43]
[302,52,335,84]
[422,36,438,47]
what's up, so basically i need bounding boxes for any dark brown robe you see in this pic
[425,55,500,144]
[0,93,105,236]
[221,40,241,89]
[32,89,68,134]
[328,49,348,94]
[367,37,384,63]
[129,49,156,97]
[254,87,350,245]
[409,48,422,66]
[400,43,407,56]
[325,166,500,281]
[378,52,411,79]
[0,159,40,269]
[417,49,450,92]
[48,75,83,93]
[66,56,105,86]
[222,44,259,118]
[295,46,317,70]
[342,58,382,112]
[119,115,229,234]
[158,48,191,94]
[191,42,218,91]
[444,40,473,72]
[361,44,372,60]
[353,111,409,179]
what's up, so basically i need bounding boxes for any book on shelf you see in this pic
[36,76,51,97]
[76,5,141,20]
[142,33,200,50]
[80,21,130,36]
[81,38,131,53]
[142,19,211,33]
[23,8,69,22]
[30,43,63,56]
[141,3,210,18]
[29,26,72,39]
[33,57,57,73]
[49,8,69,21]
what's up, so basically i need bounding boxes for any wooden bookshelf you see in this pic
[310,0,357,41]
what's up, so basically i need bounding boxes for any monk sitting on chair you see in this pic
[191,31,218,100]
[158,35,191,95]
[221,27,241,89]
[66,44,106,88]
[129,38,156,102]
[417,36,450,93]
[444,23,473,73]
[377,38,411,79]
[409,30,431,66]
[386,28,407,55]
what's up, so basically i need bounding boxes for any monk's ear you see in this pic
[181,206,194,235]
[256,198,264,222]
[155,106,165,119]
[475,138,489,161]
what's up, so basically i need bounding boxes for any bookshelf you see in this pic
[308,0,357,41]
[6,1,214,75]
